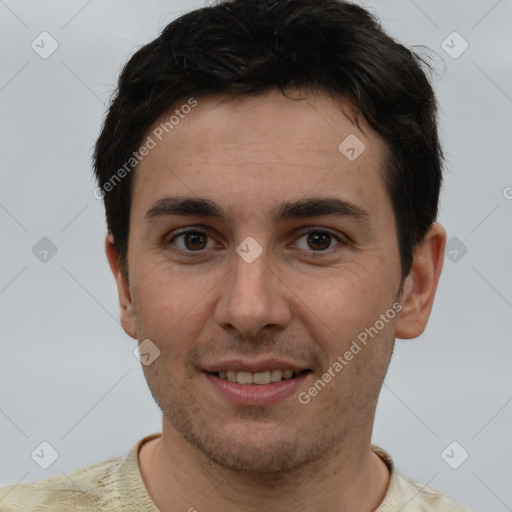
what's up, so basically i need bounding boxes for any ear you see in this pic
[395,222,446,339]
[104,233,137,339]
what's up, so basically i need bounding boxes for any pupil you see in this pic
[308,232,330,250]
[185,232,206,250]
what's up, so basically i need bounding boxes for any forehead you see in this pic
[131,89,391,223]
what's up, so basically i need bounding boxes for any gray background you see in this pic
[1,1,511,510]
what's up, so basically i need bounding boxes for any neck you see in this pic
[139,408,390,512]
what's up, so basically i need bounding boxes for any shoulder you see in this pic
[0,455,124,511]
[391,472,468,511]
[370,444,467,512]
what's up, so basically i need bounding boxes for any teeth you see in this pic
[253,371,271,385]
[216,369,300,384]
[236,371,253,384]
[270,369,283,382]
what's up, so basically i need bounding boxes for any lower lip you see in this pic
[203,372,309,406]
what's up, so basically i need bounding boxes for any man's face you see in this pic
[124,90,403,473]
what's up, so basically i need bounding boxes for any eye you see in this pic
[166,230,216,252]
[294,229,346,253]
[165,228,347,255]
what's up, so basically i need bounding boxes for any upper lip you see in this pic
[202,358,310,374]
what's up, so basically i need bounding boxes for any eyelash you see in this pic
[165,227,348,257]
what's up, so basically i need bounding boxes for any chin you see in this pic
[190,434,310,473]
[156,387,341,474]
[180,417,332,474]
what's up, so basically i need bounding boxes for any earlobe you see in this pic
[395,223,446,340]
[104,233,137,339]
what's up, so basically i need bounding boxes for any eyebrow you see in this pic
[145,196,372,227]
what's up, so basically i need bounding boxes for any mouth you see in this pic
[208,369,312,385]
[203,367,312,406]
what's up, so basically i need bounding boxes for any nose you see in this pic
[213,246,292,339]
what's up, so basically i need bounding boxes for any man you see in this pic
[0,0,467,510]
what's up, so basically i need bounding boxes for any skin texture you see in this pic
[106,89,446,511]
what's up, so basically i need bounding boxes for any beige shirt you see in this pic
[0,433,466,511]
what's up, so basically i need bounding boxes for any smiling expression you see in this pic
[118,89,404,473]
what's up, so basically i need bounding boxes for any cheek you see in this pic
[134,262,201,317]
[130,266,205,357]
[291,264,391,345]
